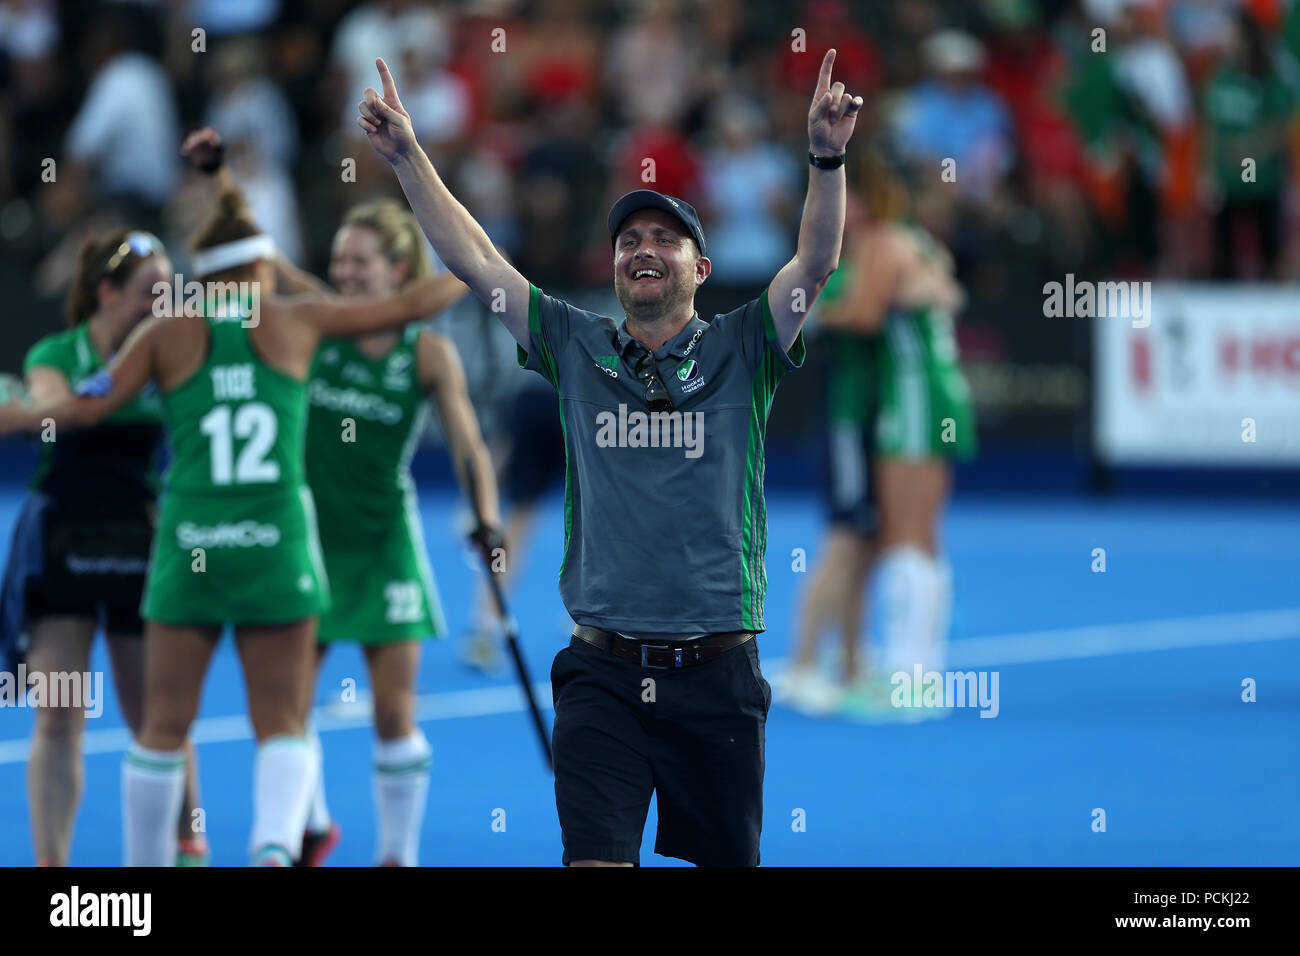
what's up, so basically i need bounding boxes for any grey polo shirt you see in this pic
[517,282,805,634]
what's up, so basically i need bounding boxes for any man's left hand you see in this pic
[808,49,864,157]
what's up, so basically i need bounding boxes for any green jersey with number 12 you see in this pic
[142,310,329,626]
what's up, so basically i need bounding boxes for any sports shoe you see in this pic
[462,630,504,675]
[839,672,927,723]
[295,821,341,867]
[176,836,210,867]
[253,845,293,866]
[774,666,845,716]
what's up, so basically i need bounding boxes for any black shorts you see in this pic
[24,582,144,635]
[549,634,771,867]
[26,506,150,635]
[503,382,566,505]
[825,421,878,536]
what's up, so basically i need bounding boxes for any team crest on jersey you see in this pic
[342,362,374,386]
[676,359,706,394]
[383,352,413,390]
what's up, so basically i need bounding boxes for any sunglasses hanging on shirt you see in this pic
[635,349,675,412]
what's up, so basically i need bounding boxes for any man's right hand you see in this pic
[358,57,417,163]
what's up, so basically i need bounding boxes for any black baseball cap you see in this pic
[608,189,707,256]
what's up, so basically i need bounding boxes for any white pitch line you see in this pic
[0,683,556,766]
[1,607,1297,766]
[944,606,1300,668]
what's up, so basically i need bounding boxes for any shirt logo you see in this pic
[594,354,619,379]
[677,358,707,394]
[681,328,704,356]
[176,521,281,549]
[309,381,403,424]
[383,352,413,390]
[342,363,375,386]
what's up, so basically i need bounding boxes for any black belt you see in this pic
[572,625,754,670]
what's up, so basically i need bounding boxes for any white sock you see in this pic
[306,728,331,833]
[877,546,940,676]
[122,745,186,867]
[931,557,953,673]
[249,735,317,862]
[373,730,432,866]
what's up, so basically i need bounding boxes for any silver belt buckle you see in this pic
[639,643,683,669]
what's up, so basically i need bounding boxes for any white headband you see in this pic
[191,234,277,277]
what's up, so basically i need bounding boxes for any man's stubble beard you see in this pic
[615,269,698,325]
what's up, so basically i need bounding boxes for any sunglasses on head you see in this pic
[635,349,675,412]
[100,231,164,281]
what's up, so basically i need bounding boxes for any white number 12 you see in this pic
[199,403,280,485]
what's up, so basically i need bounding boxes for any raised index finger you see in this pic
[376,57,400,103]
[816,49,836,97]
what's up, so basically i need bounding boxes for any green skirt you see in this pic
[313,491,444,644]
[143,485,330,626]
[874,320,977,461]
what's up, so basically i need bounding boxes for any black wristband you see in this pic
[196,141,226,175]
[809,152,846,170]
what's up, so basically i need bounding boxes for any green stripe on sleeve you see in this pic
[516,284,562,388]
[761,287,807,377]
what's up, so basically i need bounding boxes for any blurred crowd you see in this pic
[1,0,1298,315]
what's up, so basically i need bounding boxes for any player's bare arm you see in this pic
[22,366,74,409]
[284,272,469,341]
[357,58,531,348]
[0,365,73,434]
[183,128,327,296]
[0,316,162,435]
[898,255,965,315]
[769,49,864,351]
[273,256,331,296]
[417,330,501,529]
[819,229,911,334]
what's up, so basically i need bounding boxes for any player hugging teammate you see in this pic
[785,148,976,719]
[178,129,500,866]
[2,164,466,863]
[0,230,205,865]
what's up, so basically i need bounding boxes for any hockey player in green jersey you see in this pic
[1,188,467,866]
[300,198,501,867]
